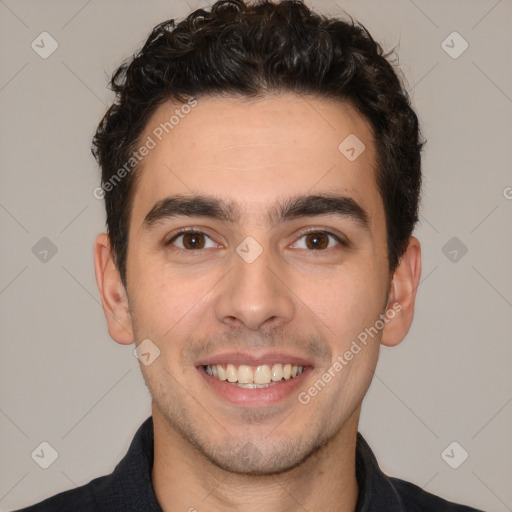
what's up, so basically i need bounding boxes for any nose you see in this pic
[214,240,296,331]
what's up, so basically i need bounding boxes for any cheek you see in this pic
[129,263,221,346]
[297,266,385,344]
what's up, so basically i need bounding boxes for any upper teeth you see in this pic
[205,363,304,385]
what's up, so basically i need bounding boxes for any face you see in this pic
[98,93,415,475]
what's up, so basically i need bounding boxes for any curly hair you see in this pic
[92,0,423,287]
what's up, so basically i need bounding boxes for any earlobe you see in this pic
[94,233,134,345]
[380,236,422,348]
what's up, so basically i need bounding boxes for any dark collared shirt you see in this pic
[16,416,483,511]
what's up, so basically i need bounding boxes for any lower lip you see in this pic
[198,366,312,407]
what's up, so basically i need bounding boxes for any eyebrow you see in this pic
[142,193,370,231]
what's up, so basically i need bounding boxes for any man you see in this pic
[18,0,482,510]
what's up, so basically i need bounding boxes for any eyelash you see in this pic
[165,227,348,252]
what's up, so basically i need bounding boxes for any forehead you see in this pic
[130,93,382,227]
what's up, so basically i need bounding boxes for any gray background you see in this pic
[0,0,511,510]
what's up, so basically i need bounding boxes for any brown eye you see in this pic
[305,232,330,250]
[290,230,346,251]
[182,232,206,249]
[168,231,216,250]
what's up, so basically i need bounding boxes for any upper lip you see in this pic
[195,351,314,368]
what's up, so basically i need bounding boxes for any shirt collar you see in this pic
[101,416,405,511]
[354,432,406,511]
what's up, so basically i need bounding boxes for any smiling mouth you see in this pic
[203,363,305,388]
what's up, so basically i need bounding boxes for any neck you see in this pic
[151,405,360,512]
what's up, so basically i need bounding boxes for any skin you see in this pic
[94,92,421,512]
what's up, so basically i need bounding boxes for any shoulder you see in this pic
[13,417,158,512]
[389,476,485,512]
[355,432,484,512]
[12,474,108,511]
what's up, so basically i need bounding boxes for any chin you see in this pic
[200,435,326,476]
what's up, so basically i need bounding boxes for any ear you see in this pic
[380,236,421,348]
[94,232,134,345]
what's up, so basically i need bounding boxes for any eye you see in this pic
[291,230,345,251]
[167,230,218,250]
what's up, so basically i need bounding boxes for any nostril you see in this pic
[223,316,243,327]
